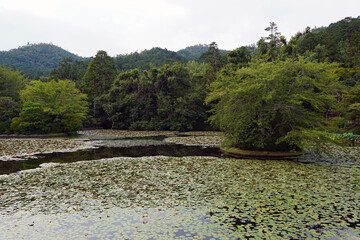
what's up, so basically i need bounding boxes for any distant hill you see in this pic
[114,47,187,71]
[177,44,229,61]
[0,43,87,78]
[295,16,360,65]
[4,15,358,80]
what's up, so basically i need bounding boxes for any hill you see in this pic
[114,47,187,71]
[3,15,359,79]
[177,44,229,61]
[295,16,360,66]
[0,43,87,78]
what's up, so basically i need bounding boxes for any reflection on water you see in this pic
[0,137,222,174]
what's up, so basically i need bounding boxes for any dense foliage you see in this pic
[94,62,208,131]
[0,16,359,141]
[0,66,25,133]
[0,97,20,134]
[295,17,360,67]
[203,18,360,151]
[207,59,339,151]
[0,43,86,78]
[114,48,186,71]
[177,44,229,62]
[80,51,117,103]
[340,83,360,133]
[0,65,26,101]
[11,80,88,134]
[49,57,89,86]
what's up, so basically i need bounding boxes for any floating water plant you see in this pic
[165,135,223,147]
[0,139,93,161]
[0,156,358,239]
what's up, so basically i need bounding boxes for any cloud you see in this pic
[0,0,360,56]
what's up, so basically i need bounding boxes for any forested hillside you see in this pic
[177,44,229,61]
[294,16,360,66]
[0,43,86,78]
[114,47,186,71]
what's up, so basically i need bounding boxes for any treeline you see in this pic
[93,63,209,131]
[295,16,360,66]
[177,44,230,61]
[114,47,187,71]
[208,17,360,151]
[0,43,229,79]
[1,16,359,152]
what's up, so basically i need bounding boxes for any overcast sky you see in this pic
[0,0,359,57]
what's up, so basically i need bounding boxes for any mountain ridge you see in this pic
[1,16,360,78]
[0,43,228,78]
[0,43,87,78]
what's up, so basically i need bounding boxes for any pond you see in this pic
[0,131,359,239]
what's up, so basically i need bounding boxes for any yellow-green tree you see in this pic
[18,80,88,133]
[207,58,340,151]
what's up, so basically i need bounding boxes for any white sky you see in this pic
[0,0,359,57]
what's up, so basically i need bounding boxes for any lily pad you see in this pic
[78,129,178,138]
[0,139,94,161]
[0,156,358,239]
[165,135,223,147]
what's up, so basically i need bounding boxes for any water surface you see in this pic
[0,134,359,239]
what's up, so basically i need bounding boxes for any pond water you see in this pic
[0,133,359,239]
[0,136,221,175]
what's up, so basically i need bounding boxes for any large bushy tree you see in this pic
[207,58,340,151]
[0,65,26,101]
[17,80,88,133]
[0,66,26,133]
[11,102,51,134]
[340,83,360,133]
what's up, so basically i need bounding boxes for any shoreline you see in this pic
[0,134,69,139]
[0,138,96,161]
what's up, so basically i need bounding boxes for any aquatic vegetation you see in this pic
[298,144,360,167]
[332,133,360,146]
[165,135,223,146]
[0,156,358,239]
[91,139,170,148]
[177,131,223,136]
[78,129,178,138]
[0,139,93,161]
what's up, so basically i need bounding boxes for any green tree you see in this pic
[198,42,226,71]
[257,22,287,61]
[349,31,360,67]
[20,80,88,133]
[185,61,208,87]
[115,47,186,71]
[0,97,20,134]
[50,57,88,85]
[197,42,227,90]
[11,101,50,134]
[0,65,26,101]
[227,46,252,68]
[98,63,208,131]
[207,58,339,151]
[341,83,360,133]
[80,50,117,103]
